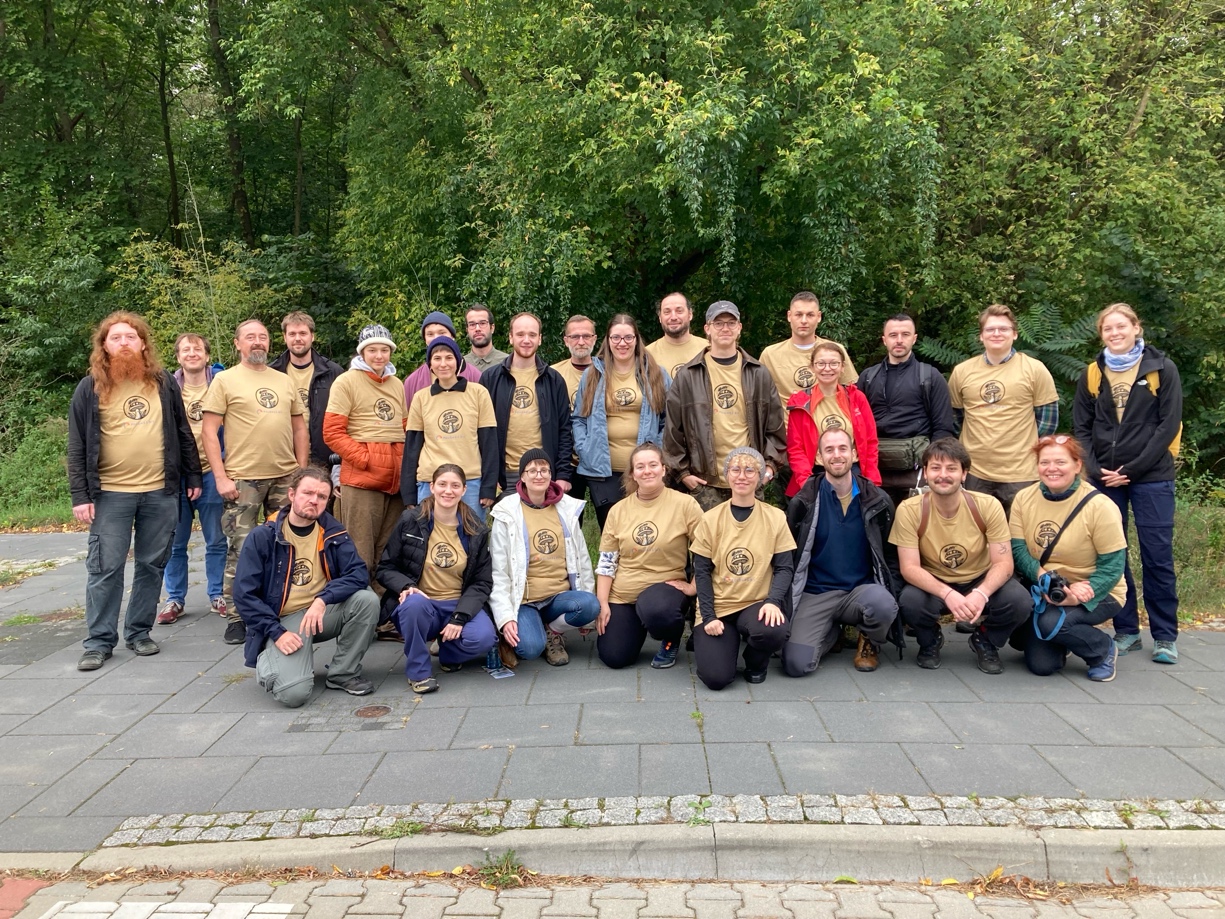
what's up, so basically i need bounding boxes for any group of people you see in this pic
[67,294,1183,708]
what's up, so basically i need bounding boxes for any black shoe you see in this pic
[916,631,945,670]
[223,620,246,645]
[954,620,975,634]
[327,675,375,696]
[745,667,768,684]
[969,629,1003,675]
[125,638,160,656]
[77,650,112,671]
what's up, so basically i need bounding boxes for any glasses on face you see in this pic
[524,467,551,478]
[466,320,490,329]
[565,333,595,342]
[710,320,739,330]
[609,334,636,345]
[982,326,1014,335]
[814,361,843,369]
[727,465,760,478]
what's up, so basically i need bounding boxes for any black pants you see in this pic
[964,475,1034,519]
[587,473,625,530]
[1010,596,1121,676]
[597,582,690,669]
[900,576,1030,651]
[692,601,789,691]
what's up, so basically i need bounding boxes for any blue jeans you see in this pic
[163,471,226,603]
[397,594,497,680]
[416,479,485,522]
[514,590,601,660]
[84,490,179,652]
[1098,479,1179,641]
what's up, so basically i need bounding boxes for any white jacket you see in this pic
[488,493,596,630]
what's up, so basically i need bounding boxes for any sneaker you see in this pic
[211,596,229,618]
[439,661,463,673]
[125,638,160,656]
[969,629,1003,675]
[916,631,945,670]
[1152,640,1179,665]
[77,650,111,671]
[853,632,880,672]
[156,600,183,625]
[326,675,375,696]
[1087,644,1119,682]
[651,640,679,670]
[1114,632,1143,655]
[223,620,246,645]
[410,676,440,694]
[544,630,569,666]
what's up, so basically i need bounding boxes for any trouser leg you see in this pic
[587,475,624,530]
[125,491,179,644]
[163,485,195,604]
[1026,597,1119,675]
[736,600,789,674]
[783,591,842,677]
[840,583,899,645]
[513,604,547,660]
[543,590,600,632]
[222,479,272,618]
[197,472,227,600]
[899,583,948,651]
[596,602,648,669]
[256,607,317,708]
[1098,483,1140,636]
[636,582,688,644]
[693,611,744,690]
[980,578,1031,650]
[316,588,378,683]
[1131,480,1179,641]
[398,593,444,680]
[83,491,137,653]
[437,609,498,669]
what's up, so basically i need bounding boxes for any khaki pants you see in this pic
[338,485,404,595]
[221,474,294,620]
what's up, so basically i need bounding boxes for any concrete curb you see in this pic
[71,824,1225,886]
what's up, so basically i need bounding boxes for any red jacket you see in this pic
[785,384,881,496]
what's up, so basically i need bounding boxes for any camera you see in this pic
[1046,572,1070,604]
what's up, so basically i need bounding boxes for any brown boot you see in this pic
[498,636,519,670]
[854,632,879,672]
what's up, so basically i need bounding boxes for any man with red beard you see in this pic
[68,312,202,671]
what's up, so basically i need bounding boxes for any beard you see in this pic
[247,348,268,365]
[469,331,491,348]
[109,348,147,383]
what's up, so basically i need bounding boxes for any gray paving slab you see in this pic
[499,744,639,799]
[73,755,257,816]
[1048,702,1221,746]
[1172,670,1225,704]
[772,743,931,796]
[412,668,538,707]
[935,702,1091,745]
[902,742,1080,797]
[0,677,111,713]
[16,757,133,818]
[1167,703,1225,743]
[0,814,118,851]
[1168,747,1225,790]
[358,748,510,804]
[0,783,43,816]
[816,701,957,744]
[9,693,165,736]
[525,667,640,704]
[214,753,382,812]
[1076,670,1208,704]
[328,707,466,753]
[639,744,712,796]
[700,700,828,743]
[578,702,703,745]
[852,669,981,702]
[1035,744,1223,799]
[93,713,245,759]
[451,703,582,748]
[205,712,340,757]
[749,667,865,701]
[636,667,698,703]
[948,664,1100,702]
[153,675,229,715]
[0,733,113,785]
[706,742,785,796]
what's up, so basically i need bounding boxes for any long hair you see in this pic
[578,314,667,417]
[89,311,164,402]
[417,463,483,536]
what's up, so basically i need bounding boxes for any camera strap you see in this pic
[1037,490,1100,567]
[1031,488,1102,641]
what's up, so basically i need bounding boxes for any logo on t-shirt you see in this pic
[714,383,738,409]
[980,381,1005,404]
[820,414,845,431]
[633,522,658,547]
[512,386,534,409]
[438,410,462,434]
[726,547,754,576]
[614,388,636,407]
[533,528,559,554]
[1035,521,1059,549]
[432,543,458,568]
[794,366,815,390]
[124,396,150,420]
[187,400,203,422]
[256,388,280,409]
[374,398,394,421]
[671,363,685,378]
[291,558,312,585]
[941,544,968,569]
[1111,382,1130,411]
[297,388,310,408]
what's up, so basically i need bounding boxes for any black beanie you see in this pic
[518,448,552,478]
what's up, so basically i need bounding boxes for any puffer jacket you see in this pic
[785,384,881,495]
[572,356,671,477]
[323,369,405,494]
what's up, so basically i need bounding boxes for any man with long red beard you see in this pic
[68,312,202,671]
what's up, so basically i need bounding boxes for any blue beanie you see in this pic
[421,311,456,338]
[427,336,461,363]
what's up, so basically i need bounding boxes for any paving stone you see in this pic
[875,890,934,904]
[329,818,364,835]
[732,795,766,822]
[905,796,941,810]
[1051,812,1086,828]
[835,795,876,809]
[879,807,920,825]
[103,830,143,847]
[230,825,269,841]
[1127,813,1166,829]
[800,795,835,809]
[503,810,534,829]
[984,810,1021,827]
[267,822,299,838]
[944,809,985,827]
[592,885,648,901]
[445,888,500,915]
[670,796,702,822]
[833,887,892,917]
[180,815,216,828]
[540,888,598,917]
[637,808,668,824]
[535,810,567,828]
[119,815,159,830]
[805,807,842,824]
[315,881,366,897]
[301,821,336,836]
[154,814,187,828]
[251,810,286,823]
[687,886,742,901]
[604,806,636,825]
[844,808,883,825]
[640,886,696,918]
[498,901,547,919]
[199,827,233,842]
[915,811,949,826]
[223,884,277,897]
[170,827,203,842]
[787,903,837,919]
[301,897,361,919]
[215,812,252,827]
[1165,892,1222,909]
[175,882,226,902]
[268,882,326,903]
[108,905,159,919]
[637,796,669,808]
[734,883,793,918]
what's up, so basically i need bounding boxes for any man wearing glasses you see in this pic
[664,301,787,511]
[645,292,708,379]
[462,304,508,372]
[759,290,858,416]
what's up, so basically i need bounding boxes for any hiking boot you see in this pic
[211,596,229,618]
[223,619,246,645]
[1152,640,1179,665]
[1087,645,1118,682]
[1114,632,1143,656]
[745,666,768,684]
[916,631,945,670]
[954,620,975,634]
[439,660,463,673]
[651,640,679,670]
[126,638,160,656]
[410,676,440,694]
[853,632,880,672]
[969,628,1003,675]
[156,600,183,625]
[77,650,111,671]
[326,675,374,696]
[544,630,569,666]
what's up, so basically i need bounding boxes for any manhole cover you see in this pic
[354,704,392,718]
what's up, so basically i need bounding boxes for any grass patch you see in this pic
[477,850,529,889]
[375,819,425,839]
[0,417,74,529]
[2,614,42,626]
[222,672,250,685]
[0,561,57,589]
[1168,492,1225,622]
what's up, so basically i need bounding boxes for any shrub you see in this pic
[0,417,72,527]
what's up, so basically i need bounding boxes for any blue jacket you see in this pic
[234,509,370,667]
[571,357,671,477]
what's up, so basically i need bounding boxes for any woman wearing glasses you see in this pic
[1008,435,1127,681]
[691,447,796,689]
[1073,303,1184,665]
[785,341,881,497]
[572,315,670,529]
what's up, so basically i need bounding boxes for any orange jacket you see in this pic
[323,371,406,495]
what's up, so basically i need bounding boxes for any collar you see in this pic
[429,377,469,395]
[983,348,1016,366]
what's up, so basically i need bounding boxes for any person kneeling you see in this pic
[784,428,900,676]
[235,467,378,708]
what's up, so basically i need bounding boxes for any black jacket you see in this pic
[67,371,202,506]
[1073,345,1182,484]
[858,355,956,441]
[375,507,493,626]
[479,355,574,486]
[270,349,344,467]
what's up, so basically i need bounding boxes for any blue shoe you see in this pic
[651,640,679,670]
[1152,640,1178,665]
[1087,645,1118,682]
[1113,632,1143,655]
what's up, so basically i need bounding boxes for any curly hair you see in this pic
[89,312,164,402]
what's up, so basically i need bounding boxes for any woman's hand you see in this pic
[665,579,697,597]
[595,602,612,636]
[703,618,724,637]
[439,622,463,642]
[399,586,428,603]
[501,621,520,647]
[758,603,785,627]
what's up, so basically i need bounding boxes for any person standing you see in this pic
[551,315,598,508]
[858,314,957,508]
[645,292,708,379]
[462,303,509,372]
[947,304,1059,516]
[202,319,308,646]
[158,333,227,624]
[403,311,482,404]
[1073,303,1183,664]
[760,291,857,414]
[269,311,343,471]
[664,301,786,510]
[68,312,202,670]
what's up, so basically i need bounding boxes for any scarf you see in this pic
[350,355,397,378]
[1039,476,1082,501]
[1103,339,1144,374]
[516,479,565,508]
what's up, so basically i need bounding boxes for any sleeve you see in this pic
[477,387,500,501]
[375,519,418,598]
[200,373,228,415]
[983,497,1011,544]
[1085,548,1126,612]
[1121,361,1183,481]
[853,389,882,485]
[488,516,518,630]
[1034,402,1059,437]
[317,534,371,605]
[553,375,574,483]
[761,374,788,471]
[323,377,368,468]
[1072,367,1102,480]
[947,365,965,409]
[233,529,287,641]
[889,501,919,548]
[663,378,691,480]
[766,551,795,609]
[400,429,424,504]
[66,381,91,505]
[571,373,591,463]
[929,373,957,442]
[1011,537,1041,584]
[786,408,815,495]
[693,553,716,624]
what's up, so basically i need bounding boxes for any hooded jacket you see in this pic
[322,367,406,494]
[571,356,671,478]
[480,356,575,486]
[785,384,881,495]
[269,349,344,467]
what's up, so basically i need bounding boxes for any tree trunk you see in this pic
[205,0,255,246]
[157,23,183,248]
[293,99,305,236]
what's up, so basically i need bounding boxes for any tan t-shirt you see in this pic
[407,383,496,483]
[284,362,315,428]
[327,370,406,442]
[705,355,749,489]
[282,522,328,615]
[691,501,796,619]
[647,335,709,380]
[759,337,857,411]
[417,523,467,602]
[523,504,570,602]
[202,364,303,480]
[890,490,1009,584]
[504,366,541,472]
[811,392,851,437]
[98,380,165,492]
[606,368,642,472]
[550,359,588,405]
[180,380,210,475]
[1009,480,1127,605]
[1103,365,1140,422]
[948,352,1059,483]
[600,488,704,604]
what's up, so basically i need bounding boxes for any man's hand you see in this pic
[557,480,572,493]
[215,474,239,501]
[501,621,520,647]
[186,487,202,501]
[758,602,784,627]
[299,597,327,636]
[682,474,707,491]
[440,622,463,642]
[944,588,979,623]
[274,631,303,654]
[480,497,494,508]
[703,618,724,636]
[73,503,95,524]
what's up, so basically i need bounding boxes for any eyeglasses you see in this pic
[727,465,760,478]
[565,333,595,342]
[814,361,843,369]
[524,467,551,478]
[1037,434,1073,447]
[466,320,490,328]
[609,335,637,345]
[982,326,1014,335]
[710,320,739,330]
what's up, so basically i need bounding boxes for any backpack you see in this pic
[1085,362,1181,457]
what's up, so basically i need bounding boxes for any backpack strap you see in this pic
[917,489,988,542]
[917,491,931,541]
[962,490,988,536]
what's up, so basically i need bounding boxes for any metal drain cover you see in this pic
[354,704,392,718]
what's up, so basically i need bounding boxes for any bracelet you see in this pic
[972,587,990,603]
[943,588,954,602]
